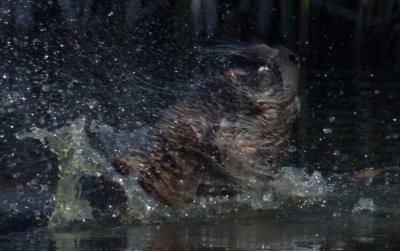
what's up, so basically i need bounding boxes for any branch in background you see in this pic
[322,1,384,26]
[356,166,400,180]
[126,0,142,26]
[191,0,217,36]
[280,0,296,49]
[257,0,275,39]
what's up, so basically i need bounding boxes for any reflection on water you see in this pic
[1,210,400,250]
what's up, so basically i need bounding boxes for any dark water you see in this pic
[1,1,400,250]
[1,209,400,250]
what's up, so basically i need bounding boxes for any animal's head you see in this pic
[217,44,300,110]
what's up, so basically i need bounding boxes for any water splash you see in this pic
[272,167,327,198]
[28,117,104,228]
[21,117,398,229]
[352,197,377,213]
[27,117,157,228]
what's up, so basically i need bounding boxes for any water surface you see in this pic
[1,1,400,250]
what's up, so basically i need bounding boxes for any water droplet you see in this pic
[262,193,272,202]
[16,184,25,195]
[39,117,45,125]
[87,100,98,109]
[328,116,335,123]
[2,73,9,79]
[287,145,297,152]
[332,211,341,217]
[386,133,398,139]
[42,85,50,92]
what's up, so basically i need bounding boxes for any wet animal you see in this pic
[113,43,301,207]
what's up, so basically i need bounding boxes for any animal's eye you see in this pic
[289,54,299,65]
[257,65,269,72]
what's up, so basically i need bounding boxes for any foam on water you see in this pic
[19,117,397,229]
[352,197,377,213]
[271,167,327,199]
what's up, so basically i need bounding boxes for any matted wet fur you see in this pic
[113,43,300,207]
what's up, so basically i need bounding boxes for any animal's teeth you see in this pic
[258,66,269,72]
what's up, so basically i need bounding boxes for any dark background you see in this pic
[0,0,400,190]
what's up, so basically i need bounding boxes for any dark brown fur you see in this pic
[113,44,300,207]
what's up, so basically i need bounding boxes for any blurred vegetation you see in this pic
[1,0,399,70]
